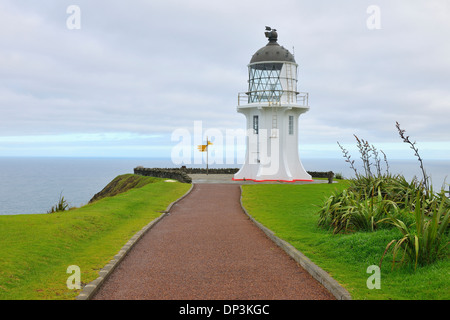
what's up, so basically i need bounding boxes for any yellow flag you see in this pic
[197,145,207,152]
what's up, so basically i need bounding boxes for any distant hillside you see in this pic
[89,174,160,203]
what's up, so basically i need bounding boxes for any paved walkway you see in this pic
[92,183,334,300]
[188,173,332,184]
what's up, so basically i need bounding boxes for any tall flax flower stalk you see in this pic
[354,135,373,177]
[337,141,358,177]
[395,121,429,191]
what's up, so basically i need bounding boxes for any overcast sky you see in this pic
[1,0,449,162]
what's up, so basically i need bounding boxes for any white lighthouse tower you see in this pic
[233,27,312,182]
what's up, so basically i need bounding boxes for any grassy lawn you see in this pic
[241,182,449,300]
[0,175,191,300]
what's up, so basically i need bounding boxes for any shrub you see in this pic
[380,192,450,270]
[317,182,398,234]
[48,192,69,213]
[335,172,344,180]
[317,122,449,269]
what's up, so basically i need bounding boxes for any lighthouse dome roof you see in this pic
[250,42,296,64]
[250,27,295,64]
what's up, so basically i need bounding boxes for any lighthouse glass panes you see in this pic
[248,63,298,104]
[248,63,283,103]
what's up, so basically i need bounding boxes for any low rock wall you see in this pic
[133,167,192,183]
[134,167,334,183]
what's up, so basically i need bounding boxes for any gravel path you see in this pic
[92,183,334,300]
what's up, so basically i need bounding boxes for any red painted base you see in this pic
[232,178,314,183]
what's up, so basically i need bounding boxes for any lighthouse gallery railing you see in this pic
[238,91,309,106]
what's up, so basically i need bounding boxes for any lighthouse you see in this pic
[233,27,312,182]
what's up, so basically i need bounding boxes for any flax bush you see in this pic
[380,192,450,270]
[317,187,398,233]
[317,122,449,269]
[47,192,69,213]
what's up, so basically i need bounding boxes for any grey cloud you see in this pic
[0,0,449,157]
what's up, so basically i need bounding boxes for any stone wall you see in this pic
[180,167,239,174]
[133,167,192,183]
[134,166,334,183]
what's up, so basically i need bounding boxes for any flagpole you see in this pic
[197,138,212,176]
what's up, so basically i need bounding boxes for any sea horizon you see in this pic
[0,156,448,215]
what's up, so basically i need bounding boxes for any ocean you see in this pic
[0,157,448,215]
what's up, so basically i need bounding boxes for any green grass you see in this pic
[241,182,450,300]
[0,175,191,300]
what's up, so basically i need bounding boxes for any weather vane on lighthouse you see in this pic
[233,26,312,182]
[264,26,278,42]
